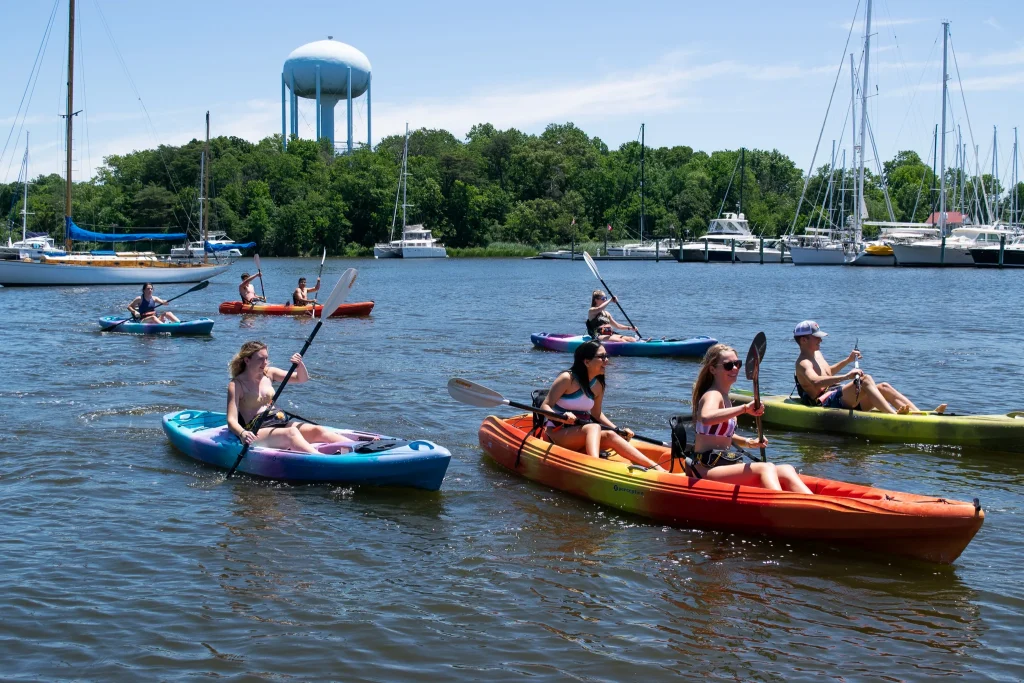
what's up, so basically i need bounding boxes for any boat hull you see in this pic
[848,251,895,266]
[892,244,975,266]
[163,410,451,490]
[730,392,1024,452]
[681,246,736,262]
[0,258,232,286]
[531,333,716,357]
[788,245,848,265]
[968,247,1024,267]
[98,316,214,335]
[734,248,784,263]
[478,415,983,564]
[218,301,375,317]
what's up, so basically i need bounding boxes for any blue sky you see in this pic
[2,0,1022,184]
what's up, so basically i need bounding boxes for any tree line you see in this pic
[2,122,1019,255]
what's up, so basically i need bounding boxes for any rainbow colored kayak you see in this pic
[531,333,716,357]
[730,391,1024,452]
[98,316,214,336]
[163,410,451,490]
[478,414,983,563]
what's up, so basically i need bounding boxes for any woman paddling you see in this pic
[540,340,665,471]
[586,290,637,342]
[127,283,180,323]
[691,343,812,493]
[226,341,349,453]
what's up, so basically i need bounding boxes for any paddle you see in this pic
[447,377,669,447]
[253,253,267,302]
[106,280,210,331]
[225,268,358,479]
[853,338,862,408]
[744,331,767,462]
[582,251,642,339]
[309,247,327,310]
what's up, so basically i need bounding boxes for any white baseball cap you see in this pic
[794,320,828,338]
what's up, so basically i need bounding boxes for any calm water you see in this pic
[1,258,1022,681]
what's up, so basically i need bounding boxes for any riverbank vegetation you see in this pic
[2,123,1017,256]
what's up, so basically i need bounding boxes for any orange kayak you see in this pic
[478,415,984,564]
[218,301,374,317]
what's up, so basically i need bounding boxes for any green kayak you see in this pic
[730,390,1024,452]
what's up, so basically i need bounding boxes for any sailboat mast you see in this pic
[401,123,409,231]
[849,53,856,235]
[22,133,30,242]
[64,0,76,252]
[640,123,645,243]
[992,126,999,222]
[939,22,948,236]
[203,111,210,264]
[856,0,872,249]
[738,147,745,214]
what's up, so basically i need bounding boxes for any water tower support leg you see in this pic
[316,65,322,141]
[281,73,287,150]
[289,73,298,137]
[347,67,353,154]
[366,73,372,149]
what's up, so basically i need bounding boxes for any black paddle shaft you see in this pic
[225,319,324,478]
[745,332,767,462]
[598,277,642,339]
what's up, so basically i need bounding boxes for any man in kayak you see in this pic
[292,277,320,306]
[793,320,944,414]
[239,273,265,304]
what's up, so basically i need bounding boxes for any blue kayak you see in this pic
[162,410,452,490]
[99,315,214,336]
[531,332,717,357]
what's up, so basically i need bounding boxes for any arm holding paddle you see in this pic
[828,348,862,375]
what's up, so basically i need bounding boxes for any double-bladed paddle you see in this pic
[582,251,642,339]
[105,280,210,331]
[853,338,862,409]
[744,331,767,462]
[254,253,267,302]
[225,268,358,479]
[446,377,669,447]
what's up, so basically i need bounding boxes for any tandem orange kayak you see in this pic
[218,301,374,317]
[478,415,984,564]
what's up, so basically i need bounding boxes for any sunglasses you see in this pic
[593,354,610,361]
[721,360,743,371]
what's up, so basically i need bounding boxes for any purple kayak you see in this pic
[530,333,717,357]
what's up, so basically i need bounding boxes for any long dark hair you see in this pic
[569,340,606,398]
[141,282,154,296]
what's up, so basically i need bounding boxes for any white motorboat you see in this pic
[169,231,243,261]
[604,239,677,259]
[681,213,769,262]
[848,224,941,266]
[970,233,1024,267]
[892,224,1017,266]
[786,228,851,265]
[374,124,447,259]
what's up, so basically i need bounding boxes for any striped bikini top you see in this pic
[554,377,599,413]
[695,416,737,438]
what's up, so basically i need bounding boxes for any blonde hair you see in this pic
[229,340,267,378]
[691,343,737,410]
[591,290,606,306]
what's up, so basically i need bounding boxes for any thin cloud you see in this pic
[974,45,1024,68]
[840,18,926,32]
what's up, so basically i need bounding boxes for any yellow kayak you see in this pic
[730,391,1024,452]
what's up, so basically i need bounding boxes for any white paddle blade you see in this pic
[319,268,357,318]
[254,253,261,271]
[582,251,601,280]
[447,378,509,409]
[321,247,327,266]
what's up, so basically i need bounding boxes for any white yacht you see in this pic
[847,224,941,266]
[374,124,447,259]
[786,228,851,265]
[892,224,1017,266]
[605,239,678,259]
[680,213,773,262]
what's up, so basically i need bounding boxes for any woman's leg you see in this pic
[774,464,813,494]
[255,424,318,453]
[700,461,783,490]
[546,425,592,455]
[297,423,347,444]
[163,311,180,323]
[599,431,664,470]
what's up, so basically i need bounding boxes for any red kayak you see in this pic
[218,301,374,317]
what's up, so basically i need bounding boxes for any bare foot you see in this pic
[933,403,947,415]
[897,404,911,415]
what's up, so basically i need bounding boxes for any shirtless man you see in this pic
[292,277,320,306]
[793,320,943,414]
[238,272,265,304]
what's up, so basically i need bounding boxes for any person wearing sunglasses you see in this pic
[586,290,638,342]
[540,340,664,471]
[691,343,813,493]
[793,320,942,414]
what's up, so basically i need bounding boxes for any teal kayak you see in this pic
[98,315,214,336]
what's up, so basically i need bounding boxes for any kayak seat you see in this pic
[355,440,406,454]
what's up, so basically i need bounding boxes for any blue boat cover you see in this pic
[67,218,185,243]
[205,241,255,252]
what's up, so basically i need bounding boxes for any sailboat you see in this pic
[373,124,447,259]
[0,133,67,261]
[0,1,233,286]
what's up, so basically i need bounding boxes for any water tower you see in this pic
[281,37,372,152]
